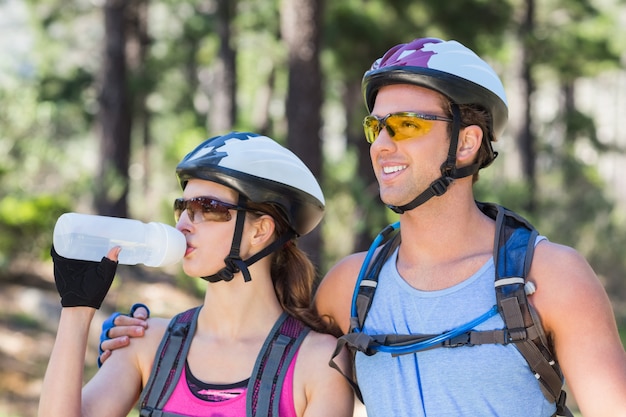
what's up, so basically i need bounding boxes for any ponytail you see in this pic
[246,201,337,336]
[271,242,338,336]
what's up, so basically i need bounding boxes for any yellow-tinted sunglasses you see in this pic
[363,111,453,144]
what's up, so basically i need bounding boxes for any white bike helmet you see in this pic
[176,131,325,282]
[363,37,508,138]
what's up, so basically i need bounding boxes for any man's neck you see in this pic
[394,191,496,290]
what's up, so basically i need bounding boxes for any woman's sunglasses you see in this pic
[174,197,247,223]
[363,111,453,144]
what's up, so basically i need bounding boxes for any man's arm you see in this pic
[313,252,365,335]
[531,240,626,416]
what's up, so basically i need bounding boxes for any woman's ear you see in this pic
[457,125,483,164]
[249,215,276,247]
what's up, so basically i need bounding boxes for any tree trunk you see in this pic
[518,0,537,213]
[280,0,324,270]
[209,0,237,133]
[96,0,132,218]
[127,0,152,213]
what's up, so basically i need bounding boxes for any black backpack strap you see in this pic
[334,202,572,415]
[139,308,309,417]
[139,306,200,417]
[330,226,401,402]
[353,226,401,332]
[482,202,572,417]
[247,313,310,417]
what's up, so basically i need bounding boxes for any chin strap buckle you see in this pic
[430,176,453,196]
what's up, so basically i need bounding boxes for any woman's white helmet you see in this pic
[176,132,325,236]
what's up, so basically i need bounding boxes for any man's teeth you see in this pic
[383,165,407,174]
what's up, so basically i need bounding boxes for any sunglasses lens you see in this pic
[385,114,434,141]
[173,197,234,223]
[363,116,380,144]
[173,198,186,222]
[363,113,440,143]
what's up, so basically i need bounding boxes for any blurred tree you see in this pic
[517,0,538,213]
[280,0,325,268]
[209,0,237,133]
[95,0,134,217]
[513,0,622,214]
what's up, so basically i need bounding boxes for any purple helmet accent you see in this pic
[362,38,508,137]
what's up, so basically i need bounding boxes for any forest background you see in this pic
[1,0,625,416]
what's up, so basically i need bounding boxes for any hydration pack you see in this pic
[140,307,309,417]
[331,202,572,417]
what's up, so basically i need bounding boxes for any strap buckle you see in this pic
[505,327,527,343]
[443,332,473,348]
[430,177,453,197]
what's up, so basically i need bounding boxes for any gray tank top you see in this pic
[355,247,555,416]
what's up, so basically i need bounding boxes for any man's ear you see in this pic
[457,125,483,164]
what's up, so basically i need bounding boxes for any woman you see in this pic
[39,132,354,417]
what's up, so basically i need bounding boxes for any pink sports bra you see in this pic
[162,352,299,417]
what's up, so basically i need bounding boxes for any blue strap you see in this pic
[372,306,499,355]
[351,222,400,322]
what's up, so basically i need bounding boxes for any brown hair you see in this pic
[443,100,496,183]
[245,202,337,336]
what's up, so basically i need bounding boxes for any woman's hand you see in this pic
[50,246,120,309]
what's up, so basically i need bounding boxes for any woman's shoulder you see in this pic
[144,317,170,339]
[301,328,339,353]
[143,309,198,341]
[293,329,354,416]
[297,329,347,382]
[130,316,179,381]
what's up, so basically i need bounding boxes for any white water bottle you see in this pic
[53,213,186,267]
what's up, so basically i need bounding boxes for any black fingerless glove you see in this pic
[51,246,118,309]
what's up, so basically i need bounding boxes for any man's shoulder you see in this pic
[529,240,601,323]
[319,252,370,297]
[314,252,367,334]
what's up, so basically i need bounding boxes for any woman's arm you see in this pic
[39,247,142,417]
[39,307,95,417]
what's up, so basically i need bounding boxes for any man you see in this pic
[100,38,626,416]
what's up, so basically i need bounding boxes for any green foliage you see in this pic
[0,194,71,268]
[527,0,622,82]
[422,0,513,50]
[475,176,536,221]
[2,0,626,301]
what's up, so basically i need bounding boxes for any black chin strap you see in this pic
[388,104,482,214]
[202,195,296,283]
